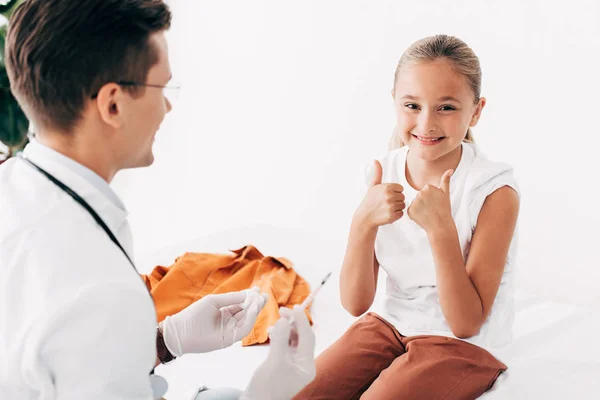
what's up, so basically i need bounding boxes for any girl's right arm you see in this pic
[340,160,405,316]
[340,214,380,316]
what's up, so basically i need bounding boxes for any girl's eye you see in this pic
[439,105,456,111]
[405,103,419,110]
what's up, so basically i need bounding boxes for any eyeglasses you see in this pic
[91,81,181,102]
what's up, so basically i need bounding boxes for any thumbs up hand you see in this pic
[438,169,453,196]
[368,159,383,187]
[407,169,454,232]
[355,160,406,229]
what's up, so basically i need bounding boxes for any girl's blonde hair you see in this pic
[389,34,481,150]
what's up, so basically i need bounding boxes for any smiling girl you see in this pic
[295,35,521,400]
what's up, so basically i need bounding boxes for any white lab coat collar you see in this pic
[21,141,130,251]
[24,139,127,211]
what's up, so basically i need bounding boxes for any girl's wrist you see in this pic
[352,209,377,231]
[426,217,456,240]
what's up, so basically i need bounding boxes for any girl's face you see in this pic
[393,59,485,162]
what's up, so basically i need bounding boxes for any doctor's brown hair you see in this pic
[5,0,171,134]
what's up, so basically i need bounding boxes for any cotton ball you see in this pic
[243,287,260,309]
[260,293,269,307]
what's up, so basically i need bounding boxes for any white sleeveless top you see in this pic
[369,143,520,351]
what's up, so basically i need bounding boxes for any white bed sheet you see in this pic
[138,225,600,399]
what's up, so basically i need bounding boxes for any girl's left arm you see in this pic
[428,186,520,338]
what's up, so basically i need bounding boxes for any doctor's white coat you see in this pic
[0,143,157,399]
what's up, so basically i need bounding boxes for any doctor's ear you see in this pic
[94,83,126,129]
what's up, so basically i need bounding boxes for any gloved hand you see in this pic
[160,287,268,356]
[241,305,317,400]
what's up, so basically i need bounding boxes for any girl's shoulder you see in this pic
[463,143,520,228]
[464,143,518,194]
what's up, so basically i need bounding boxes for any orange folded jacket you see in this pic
[141,245,312,346]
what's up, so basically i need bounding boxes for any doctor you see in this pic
[0,1,315,399]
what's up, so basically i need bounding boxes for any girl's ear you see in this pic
[470,97,486,127]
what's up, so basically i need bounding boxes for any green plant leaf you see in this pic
[0,0,25,20]
[0,25,8,89]
[0,5,29,154]
[0,24,6,67]
[0,87,28,148]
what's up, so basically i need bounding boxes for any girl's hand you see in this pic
[407,169,454,233]
[355,160,406,229]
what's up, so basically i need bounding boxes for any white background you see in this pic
[112,0,600,308]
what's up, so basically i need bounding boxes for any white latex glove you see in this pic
[161,287,268,356]
[241,306,317,400]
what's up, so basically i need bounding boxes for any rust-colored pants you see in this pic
[294,313,507,400]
